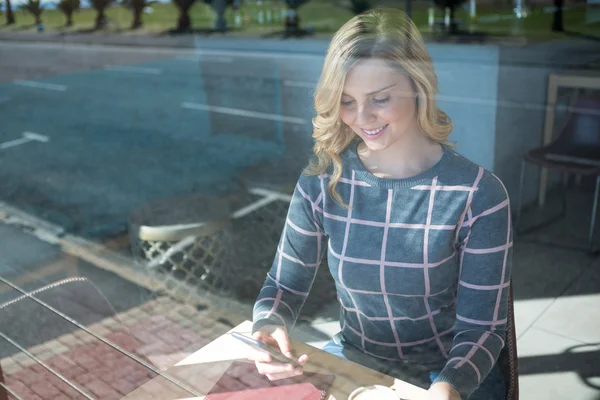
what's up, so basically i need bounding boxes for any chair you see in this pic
[515,96,600,253]
[498,281,519,400]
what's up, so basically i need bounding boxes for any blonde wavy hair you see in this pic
[305,8,453,207]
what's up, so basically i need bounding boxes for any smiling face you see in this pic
[339,58,419,153]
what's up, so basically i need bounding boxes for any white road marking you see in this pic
[231,194,279,219]
[181,102,308,125]
[13,80,67,92]
[146,235,196,269]
[177,55,235,63]
[105,65,162,75]
[0,132,50,150]
[248,187,293,202]
[284,80,317,89]
[145,186,293,269]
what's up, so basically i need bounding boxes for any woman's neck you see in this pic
[357,130,443,180]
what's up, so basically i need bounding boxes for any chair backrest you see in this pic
[497,282,519,400]
[556,96,600,149]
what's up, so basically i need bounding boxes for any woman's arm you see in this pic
[432,171,513,399]
[252,173,328,334]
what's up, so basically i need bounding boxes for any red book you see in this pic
[205,361,335,400]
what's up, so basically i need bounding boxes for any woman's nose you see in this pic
[355,104,376,126]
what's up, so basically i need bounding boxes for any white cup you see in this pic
[348,385,400,400]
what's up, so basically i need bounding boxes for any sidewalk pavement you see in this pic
[0,31,331,54]
[1,296,236,399]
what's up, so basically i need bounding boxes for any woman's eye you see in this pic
[373,96,390,105]
[340,100,354,106]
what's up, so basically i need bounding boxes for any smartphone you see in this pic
[230,332,303,368]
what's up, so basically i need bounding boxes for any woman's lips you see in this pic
[361,124,388,140]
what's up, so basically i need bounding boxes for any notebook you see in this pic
[205,360,335,400]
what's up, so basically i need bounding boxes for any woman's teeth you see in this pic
[362,125,387,135]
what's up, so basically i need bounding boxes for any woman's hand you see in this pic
[427,382,461,400]
[246,324,309,381]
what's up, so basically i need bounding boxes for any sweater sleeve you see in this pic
[252,173,328,334]
[433,172,513,399]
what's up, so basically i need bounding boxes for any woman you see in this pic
[248,8,511,400]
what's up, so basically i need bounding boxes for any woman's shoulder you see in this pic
[473,171,510,218]
[298,156,345,186]
[297,168,327,196]
[445,150,509,205]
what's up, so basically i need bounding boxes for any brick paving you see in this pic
[1,296,237,399]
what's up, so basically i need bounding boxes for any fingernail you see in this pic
[294,369,302,375]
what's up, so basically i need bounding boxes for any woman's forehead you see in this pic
[343,58,411,96]
[343,60,411,96]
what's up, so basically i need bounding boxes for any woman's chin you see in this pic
[361,139,390,153]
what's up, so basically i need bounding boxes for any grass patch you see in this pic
[0,0,598,41]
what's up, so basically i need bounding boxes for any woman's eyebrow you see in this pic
[342,84,397,97]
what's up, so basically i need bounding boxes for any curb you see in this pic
[59,233,254,325]
[0,201,253,327]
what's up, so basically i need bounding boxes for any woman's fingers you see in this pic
[254,327,294,359]
[245,347,272,362]
[266,368,304,381]
[270,328,293,358]
[297,354,309,364]
[244,331,277,362]
[248,326,312,382]
[254,353,310,380]
[255,354,309,376]
[255,360,296,375]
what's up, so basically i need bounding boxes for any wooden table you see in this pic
[123,321,429,400]
[538,69,600,207]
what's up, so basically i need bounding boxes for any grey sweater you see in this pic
[252,142,513,398]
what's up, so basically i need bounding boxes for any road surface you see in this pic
[0,40,321,238]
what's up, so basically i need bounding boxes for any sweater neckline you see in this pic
[343,141,453,189]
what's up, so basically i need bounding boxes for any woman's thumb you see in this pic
[271,328,293,358]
